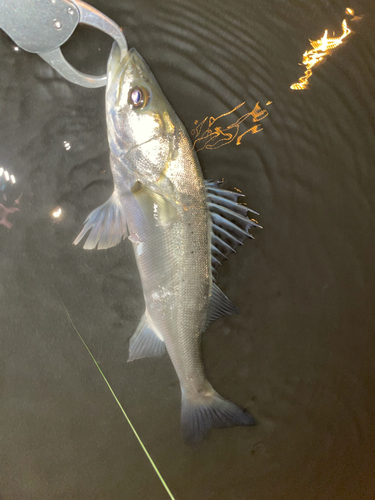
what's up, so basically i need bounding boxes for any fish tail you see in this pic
[181,384,255,444]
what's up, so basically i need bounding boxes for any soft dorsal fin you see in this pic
[204,283,239,330]
[128,313,166,361]
[73,191,128,250]
[205,180,261,278]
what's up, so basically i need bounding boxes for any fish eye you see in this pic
[128,86,149,109]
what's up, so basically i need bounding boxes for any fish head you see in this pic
[106,45,178,182]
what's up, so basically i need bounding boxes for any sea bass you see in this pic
[74,44,259,443]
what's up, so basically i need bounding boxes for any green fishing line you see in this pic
[59,299,176,500]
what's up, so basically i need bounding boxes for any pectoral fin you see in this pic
[74,191,128,250]
[128,313,166,361]
[131,181,178,227]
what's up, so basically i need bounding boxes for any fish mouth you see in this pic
[107,45,144,91]
[106,46,151,114]
[107,44,131,89]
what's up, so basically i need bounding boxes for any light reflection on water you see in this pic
[290,9,358,90]
[191,101,270,151]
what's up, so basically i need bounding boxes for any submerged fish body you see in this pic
[74,45,259,442]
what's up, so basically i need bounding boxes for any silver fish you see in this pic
[74,44,259,443]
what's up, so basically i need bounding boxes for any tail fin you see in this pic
[181,385,255,444]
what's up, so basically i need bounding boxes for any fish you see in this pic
[74,44,260,443]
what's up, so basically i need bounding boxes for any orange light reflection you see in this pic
[291,17,353,90]
[191,101,270,151]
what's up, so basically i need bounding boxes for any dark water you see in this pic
[1,0,375,498]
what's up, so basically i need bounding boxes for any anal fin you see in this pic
[128,313,166,361]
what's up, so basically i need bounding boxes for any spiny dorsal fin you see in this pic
[205,180,261,276]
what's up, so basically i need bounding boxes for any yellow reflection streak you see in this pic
[191,101,270,151]
[291,15,354,90]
